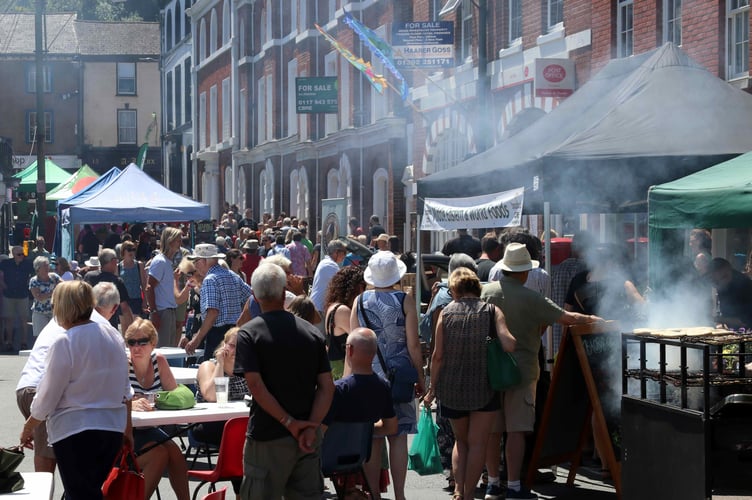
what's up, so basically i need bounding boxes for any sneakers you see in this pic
[484,483,504,500]
[505,488,538,499]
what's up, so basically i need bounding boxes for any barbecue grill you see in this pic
[621,329,752,500]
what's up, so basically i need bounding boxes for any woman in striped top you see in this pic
[127,318,190,500]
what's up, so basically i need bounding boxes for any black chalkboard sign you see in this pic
[526,321,622,497]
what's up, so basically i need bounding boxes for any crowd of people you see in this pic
[10,209,752,500]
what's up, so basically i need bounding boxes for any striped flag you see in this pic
[315,24,388,94]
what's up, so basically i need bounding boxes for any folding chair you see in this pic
[200,486,227,500]
[187,416,248,500]
[320,421,375,500]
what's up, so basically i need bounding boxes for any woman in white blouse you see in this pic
[20,281,133,500]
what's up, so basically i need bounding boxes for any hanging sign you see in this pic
[421,187,524,231]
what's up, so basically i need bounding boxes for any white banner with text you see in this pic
[421,187,524,231]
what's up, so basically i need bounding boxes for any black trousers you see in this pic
[53,429,122,500]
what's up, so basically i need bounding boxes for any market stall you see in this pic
[58,164,210,260]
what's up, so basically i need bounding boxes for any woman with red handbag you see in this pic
[20,281,133,500]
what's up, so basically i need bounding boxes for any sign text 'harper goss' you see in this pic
[421,187,524,231]
[392,22,454,69]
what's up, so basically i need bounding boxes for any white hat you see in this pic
[85,256,100,268]
[364,251,406,288]
[374,233,390,243]
[187,243,226,260]
[499,242,539,272]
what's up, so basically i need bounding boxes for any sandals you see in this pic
[443,476,456,492]
[451,494,463,500]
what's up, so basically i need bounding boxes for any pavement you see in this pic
[0,350,621,499]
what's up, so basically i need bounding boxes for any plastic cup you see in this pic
[215,377,229,407]
[144,391,156,409]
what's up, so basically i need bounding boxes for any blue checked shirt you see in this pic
[200,264,252,327]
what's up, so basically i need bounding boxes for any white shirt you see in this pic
[30,319,133,444]
[17,309,110,391]
[310,256,340,312]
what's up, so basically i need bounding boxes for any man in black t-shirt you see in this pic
[442,229,482,259]
[235,263,334,499]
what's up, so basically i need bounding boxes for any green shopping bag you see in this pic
[408,406,443,475]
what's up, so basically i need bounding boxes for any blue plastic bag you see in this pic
[408,406,443,475]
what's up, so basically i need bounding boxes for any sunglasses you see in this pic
[127,337,151,347]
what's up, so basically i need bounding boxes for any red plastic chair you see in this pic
[200,486,227,500]
[188,417,249,500]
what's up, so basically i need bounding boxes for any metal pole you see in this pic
[416,216,422,321]
[476,0,490,153]
[35,0,46,240]
[544,201,553,369]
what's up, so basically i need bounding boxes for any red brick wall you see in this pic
[681,0,724,76]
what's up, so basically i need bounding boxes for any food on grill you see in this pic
[632,327,732,338]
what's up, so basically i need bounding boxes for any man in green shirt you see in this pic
[480,243,599,500]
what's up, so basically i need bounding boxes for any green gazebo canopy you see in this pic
[13,159,72,192]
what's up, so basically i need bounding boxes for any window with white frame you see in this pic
[224,169,234,206]
[287,59,298,136]
[461,0,473,60]
[117,62,136,95]
[299,69,309,141]
[300,0,307,31]
[165,9,173,51]
[26,111,52,143]
[370,26,387,123]
[663,0,681,44]
[26,65,52,93]
[237,167,247,210]
[260,162,275,215]
[210,84,218,145]
[430,0,443,21]
[372,168,389,229]
[222,1,230,45]
[328,0,336,19]
[325,52,337,135]
[290,169,300,217]
[222,78,230,141]
[199,19,207,62]
[117,109,137,144]
[508,0,522,44]
[240,88,247,148]
[210,9,218,54]
[185,58,192,119]
[166,71,173,130]
[339,155,352,217]
[199,92,207,149]
[327,168,340,198]
[176,1,183,40]
[265,0,272,42]
[240,20,245,58]
[728,0,749,78]
[290,0,298,34]
[257,76,266,144]
[297,167,310,221]
[265,74,273,140]
[340,57,350,128]
[429,129,468,174]
[548,0,564,30]
[184,0,191,36]
[175,65,182,126]
[617,0,634,58]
